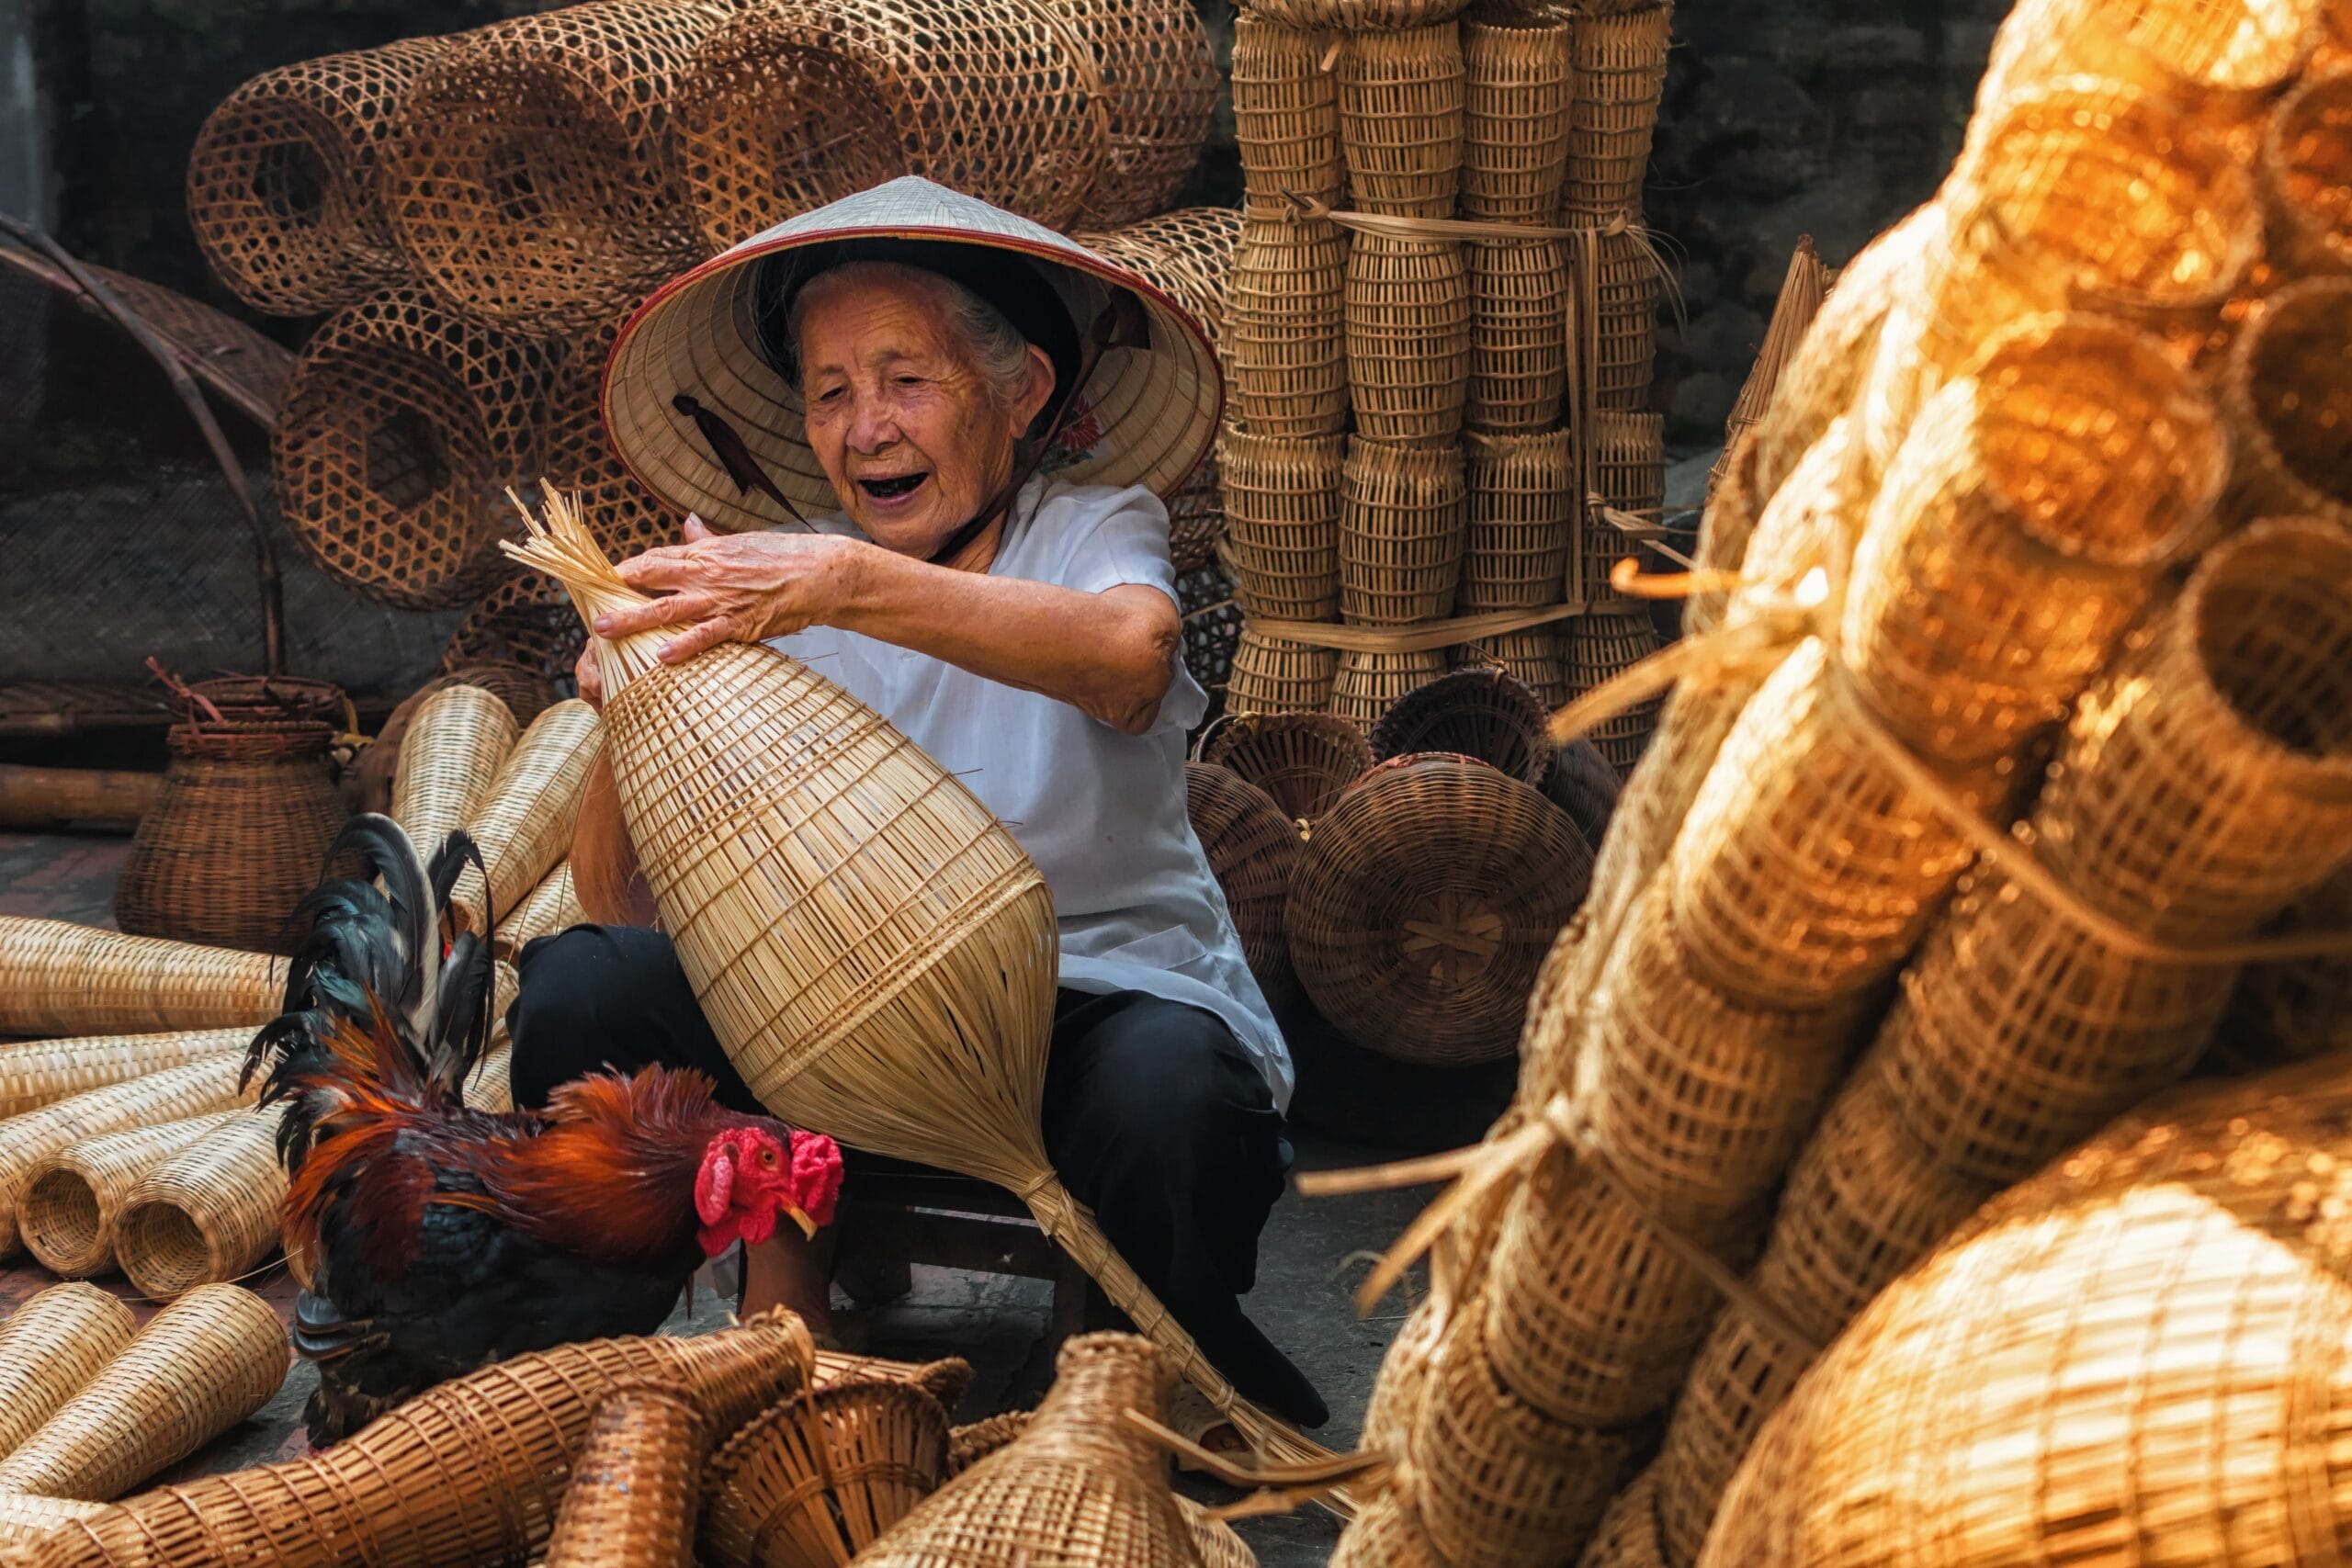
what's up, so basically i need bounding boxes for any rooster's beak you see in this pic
[786,1204,818,1240]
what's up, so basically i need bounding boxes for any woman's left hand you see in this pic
[594,515,868,662]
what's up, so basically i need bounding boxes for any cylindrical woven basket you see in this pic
[1563,6,1670,219]
[379,1,724,338]
[1328,648,1447,733]
[0,1495,107,1553]
[2220,277,2352,531]
[1340,437,1468,626]
[1358,1290,1446,1462]
[1339,26,1467,219]
[1232,17,1344,209]
[1071,207,1243,356]
[1368,668,1553,786]
[390,682,520,860]
[1185,763,1303,1002]
[1061,0,1218,229]
[447,700,604,936]
[185,39,447,316]
[116,1105,294,1303]
[1566,610,1665,773]
[495,863,587,961]
[1225,217,1350,436]
[1201,711,1373,825]
[274,288,564,611]
[701,1381,950,1568]
[0,1285,288,1502]
[0,1029,246,1122]
[1288,753,1592,1064]
[1228,630,1340,716]
[542,1383,710,1568]
[21,1112,245,1280]
[2261,68,2352,276]
[0,1284,137,1465]
[1216,426,1343,622]
[0,920,285,1040]
[1584,410,1664,608]
[1465,240,1567,436]
[1344,233,1471,446]
[1593,231,1662,412]
[1460,431,1571,612]
[1457,630,1568,711]
[1462,20,1571,223]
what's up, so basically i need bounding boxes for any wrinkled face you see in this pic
[693,1124,840,1258]
[795,268,1052,556]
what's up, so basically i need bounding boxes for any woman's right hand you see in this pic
[574,643,604,711]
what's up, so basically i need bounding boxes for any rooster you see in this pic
[245,814,843,1446]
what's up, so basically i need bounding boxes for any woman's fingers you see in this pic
[595,592,707,637]
[616,544,703,591]
[658,616,739,664]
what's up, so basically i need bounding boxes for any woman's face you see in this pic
[796,269,1054,555]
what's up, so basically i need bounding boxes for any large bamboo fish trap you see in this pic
[448,699,604,935]
[1340,437,1468,626]
[1228,630,1340,716]
[1465,240,1567,435]
[503,491,1323,1464]
[0,1029,246,1122]
[1225,217,1351,436]
[1339,26,1467,219]
[1369,668,1553,787]
[1232,17,1344,209]
[1563,6,1670,219]
[2220,276,2352,529]
[700,1381,949,1568]
[0,1285,136,1463]
[1460,431,1571,612]
[1462,20,1571,223]
[2262,68,2352,276]
[1584,410,1664,608]
[1711,240,1825,502]
[1185,763,1302,1002]
[274,288,564,611]
[20,1111,244,1280]
[542,1384,711,1568]
[185,39,447,316]
[0,1498,106,1553]
[1344,233,1471,446]
[1201,711,1373,826]
[1329,649,1447,732]
[389,682,520,857]
[1216,426,1344,622]
[0,920,285,1039]
[380,0,726,338]
[1058,0,1218,229]
[17,1316,813,1568]
[116,1106,294,1302]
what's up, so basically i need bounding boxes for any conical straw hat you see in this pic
[602,176,1222,535]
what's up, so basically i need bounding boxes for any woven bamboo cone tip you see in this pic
[0,1284,138,1464]
[448,699,603,934]
[0,919,286,1039]
[21,1111,248,1280]
[116,1106,294,1303]
[390,682,520,856]
[542,1383,710,1568]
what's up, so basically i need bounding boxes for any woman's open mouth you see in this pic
[856,473,929,502]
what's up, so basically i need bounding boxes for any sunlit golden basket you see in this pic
[1465,240,1566,435]
[1228,629,1340,716]
[1460,431,1571,612]
[1288,753,1591,1064]
[1973,0,2324,141]
[1462,20,1570,222]
[187,39,446,316]
[1232,17,1345,209]
[1344,234,1471,446]
[0,920,283,1040]
[1566,609,1664,773]
[1340,437,1467,626]
[1685,429,1758,637]
[1456,629,1568,710]
[1563,6,1670,219]
[0,1029,243,1123]
[1593,231,1661,412]
[1713,239,1826,504]
[1225,217,1350,436]
[2220,277,2352,530]
[2261,67,2352,276]
[1185,762,1303,1000]
[1202,710,1373,824]
[116,1106,293,1302]
[390,682,520,859]
[1369,667,1554,787]
[448,700,604,936]
[1339,26,1467,219]
[1216,426,1343,621]
[702,1381,948,1568]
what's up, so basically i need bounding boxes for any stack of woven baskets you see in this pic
[1220,0,1671,774]
[1328,0,2352,1563]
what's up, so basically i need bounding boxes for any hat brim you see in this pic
[601,178,1225,534]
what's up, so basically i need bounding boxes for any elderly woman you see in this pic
[505,179,1321,1428]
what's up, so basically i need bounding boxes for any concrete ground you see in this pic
[1,828,1439,1563]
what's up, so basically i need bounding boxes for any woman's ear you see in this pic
[1013,342,1057,437]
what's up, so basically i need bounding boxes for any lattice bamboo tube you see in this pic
[1225,216,1350,436]
[1233,17,1344,209]
[1216,427,1344,622]
[20,1112,246,1280]
[1566,610,1665,774]
[1228,630,1340,716]
[390,682,519,860]
[117,1106,295,1303]
[0,1029,246,1122]
[1340,437,1467,626]
[1466,239,1566,435]
[1563,5,1670,219]
[1345,233,1471,446]
[0,919,285,1039]
[448,700,603,935]
[1456,629,1568,710]
[0,1497,107,1553]
[1593,230,1661,412]
[1061,0,1219,229]
[1462,19,1571,222]
[0,1285,137,1464]
[1329,649,1447,732]
[1339,25,1466,219]
[494,863,587,961]
[1461,430,1571,612]
[541,1384,709,1568]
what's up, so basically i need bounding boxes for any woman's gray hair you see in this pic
[788,261,1039,413]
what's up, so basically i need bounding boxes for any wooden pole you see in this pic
[0,766,161,831]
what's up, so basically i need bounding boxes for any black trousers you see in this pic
[507,924,1327,1427]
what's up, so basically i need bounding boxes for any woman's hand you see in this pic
[574,643,604,711]
[592,515,870,664]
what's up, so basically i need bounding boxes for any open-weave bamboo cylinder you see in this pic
[21,1111,245,1280]
[1973,0,2324,143]
[539,364,685,558]
[1340,437,1467,625]
[448,699,603,935]
[1185,763,1302,1002]
[185,39,446,316]
[1216,426,1343,622]
[1563,6,1670,218]
[1202,712,1373,826]
[0,1285,287,1502]
[1460,630,1568,710]
[494,863,587,960]
[1229,630,1340,716]
[701,1381,949,1568]
[0,1285,136,1465]
[541,1384,710,1568]
[389,682,518,858]
[0,920,284,1039]
[2262,69,2352,275]
[505,497,1315,1461]
[1462,20,1571,222]
[1345,234,1471,446]
[0,1029,244,1122]
[1225,217,1349,436]
[1593,231,1662,412]
[18,1316,812,1568]
[1060,0,1219,230]
[1233,17,1344,209]
[1461,431,1571,611]
[1369,669,1553,787]
[116,1105,293,1303]
[381,1,723,338]
[1071,209,1242,358]
[1585,410,1664,607]
[2221,277,2352,530]
[1329,648,1447,732]
[1465,240,1567,435]
[1340,26,1466,219]
[1567,611,1665,773]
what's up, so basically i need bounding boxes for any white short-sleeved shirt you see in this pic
[764,477,1294,1110]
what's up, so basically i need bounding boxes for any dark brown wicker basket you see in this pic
[1186,762,1303,1001]
[1201,711,1374,826]
[1369,666,1553,786]
[1541,739,1622,847]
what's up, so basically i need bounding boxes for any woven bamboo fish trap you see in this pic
[1345,234,1471,446]
[1460,431,1571,612]
[1225,217,1350,436]
[1593,231,1662,412]
[1328,649,1447,732]
[0,920,284,1040]
[1072,208,1243,354]
[447,699,604,935]
[445,570,589,689]
[1288,753,1592,1064]
[0,1285,288,1502]
[495,863,587,960]
[1462,20,1571,223]
[389,682,519,857]
[1166,458,1228,578]
[17,1315,813,1568]
[1339,26,1467,219]
[701,1381,949,1568]
[1059,0,1219,230]
[186,39,446,316]
[1232,17,1344,209]
[0,1285,136,1464]
[1973,0,2324,141]
[945,1410,1028,1474]
[20,1111,245,1280]
[1368,668,1553,787]
[846,1334,1199,1568]
[381,1,724,338]
[504,493,1318,1462]
[1216,426,1343,622]
[811,1352,973,1410]
[1359,1289,1446,1461]
[540,365,687,557]
[0,1029,245,1122]
[1458,630,1568,711]
[2262,68,2352,276]
[1567,611,1665,773]
[1185,763,1302,1001]
[0,1497,106,1553]
[1340,437,1467,626]
[1465,240,1567,435]
[1564,6,1670,219]
[275,288,563,611]
[1228,630,1340,716]
[541,1383,711,1568]
[2221,276,2352,530]
[115,1106,293,1303]
[1200,711,1372,825]
[1712,239,1826,504]
[468,1041,514,1112]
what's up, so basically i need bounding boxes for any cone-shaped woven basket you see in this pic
[503,491,1319,1464]
[0,1285,288,1502]
[1203,712,1373,826]
[389,682,519,859]
[1462,20,1570,223]
[1184,762,1302,1002]
[1368,668,1552,786]
[701,1381,950,1568]
[1216,427,1344,622]
[1228,630,1340,716]
[1233,17,1344,209]
[2221,277,2352,531]
[0,920,285,1039]
[543,1383,712,1568]
[1225,218,1350,437]
[1465,240,1567,436]
[1340,27,1466,220]
[448,699,604,935]
[0,1029,246,1122]
[1713,239,1826,502]
[495,863,587,960]
[116,1105,294,1302]
[0,1284,136,1464]
[17,1314,813,1568]
[21,1111,246,1280]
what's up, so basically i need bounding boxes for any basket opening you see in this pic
[2244,288,2352,509]
[2197,552,2352,761]
[22,1171,104,1274]
[365,402,454,512]
[253,139,330,230]
[118,1205,212,1302]
[2276,74,2352,236]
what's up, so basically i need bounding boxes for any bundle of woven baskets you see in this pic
[1325,2,2352,1564]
